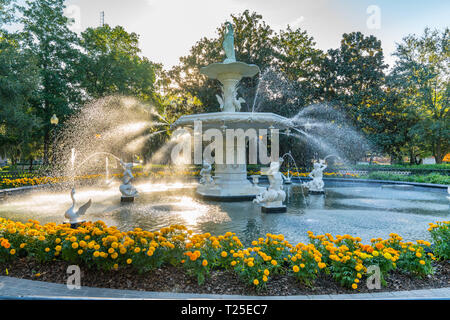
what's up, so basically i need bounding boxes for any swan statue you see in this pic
[64,188,92,225]
[232,87,245,111]
[216,93,224,110]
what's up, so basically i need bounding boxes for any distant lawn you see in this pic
[362,172,450,185]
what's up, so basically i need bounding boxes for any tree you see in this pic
[390,28,449,163]
[18,0,82,164]
[0,0,41,164]
[78,25,156,102]
[319,32,388,162]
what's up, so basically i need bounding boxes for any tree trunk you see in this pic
[409,149,415,165]
[29,158,33,171]
[43,129,50,165]
[434,140,443,164]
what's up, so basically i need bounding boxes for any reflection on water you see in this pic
[0,181,448,245]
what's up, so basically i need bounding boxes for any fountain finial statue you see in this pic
[223,22,236,63]
[64,188,91,225]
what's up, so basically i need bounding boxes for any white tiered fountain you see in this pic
[173,22,291,200]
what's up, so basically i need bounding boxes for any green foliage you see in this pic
[0,31,41,163]
[364,172,450,184]
[389,28,450,163]
[428,222,450,261]
[78,25,156,101]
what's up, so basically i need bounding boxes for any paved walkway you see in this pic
[0,276,448,300]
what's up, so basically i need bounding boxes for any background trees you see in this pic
[0,3,447,167]
[78,25,156,102]
[389,28,449,163]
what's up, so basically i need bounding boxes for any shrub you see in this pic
[428,221,450,260]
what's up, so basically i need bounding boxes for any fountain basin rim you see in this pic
[172,112,292,130]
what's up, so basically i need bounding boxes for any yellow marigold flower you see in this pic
[45,247,50,252]
[93,251,100,258]
[20,243,26,249]
[300,263,305,268]
[55,238,61,244]
[55,245,62,252]
[72,242,79,249]
[202,259,208,267]
[293,265,300,273]
[262,275,268,282]
[113,264,118,270]
[264,269,270,276]
[271,259,277,266]
[419,260,425,265]
[221,251,228,258]
[231,261,237,266]
[253,279,259,286]
[10,249,16,255]
[78,249,83,255]
[416,252,422,258]
[70,236,77,242]
[127,259,132,264]
[352,283,358,290]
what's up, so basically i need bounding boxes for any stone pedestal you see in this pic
[121,196,134,203]
[261,205,287,213]
[64,220,85,229]
[197,163,264,200]
[309,190,325,195]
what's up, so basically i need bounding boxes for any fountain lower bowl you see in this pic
[172,112,291,130]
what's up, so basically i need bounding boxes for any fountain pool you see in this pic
[1,180,447,246]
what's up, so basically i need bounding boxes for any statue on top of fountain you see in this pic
[253,158,286,209]
[302,160,327,193]
[119,160,138,198]
[223,22,236,63]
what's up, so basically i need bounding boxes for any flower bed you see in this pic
[0,218,448,293]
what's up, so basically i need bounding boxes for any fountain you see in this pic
[172,22,291,200]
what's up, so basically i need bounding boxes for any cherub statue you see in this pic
[254,159,286,205]
[303,160,327,192]
[199,160,214,185]
[119,160,138,197]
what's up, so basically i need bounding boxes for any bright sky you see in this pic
[21,0,450,69]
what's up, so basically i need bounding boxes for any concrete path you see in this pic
[0,276,448,300]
